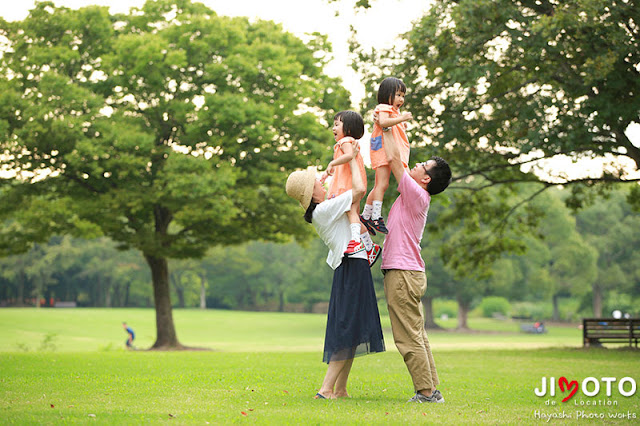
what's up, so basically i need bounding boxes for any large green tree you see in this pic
[576,187,640,316]
[513,190,597,320]
[0,0,349,348]
[352,0,640,275]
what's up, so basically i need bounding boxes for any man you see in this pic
[380,125,452,403]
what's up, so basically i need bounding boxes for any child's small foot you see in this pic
[369,217,388,234]
[367,244,381,267]
[344,240,366,256]
[360,215,376,235]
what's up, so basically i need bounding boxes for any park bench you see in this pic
[582,318,640,348]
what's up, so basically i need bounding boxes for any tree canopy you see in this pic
[0,0,349,348]
[351,0,640,274]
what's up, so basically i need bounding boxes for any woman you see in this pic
[285,142,385,399]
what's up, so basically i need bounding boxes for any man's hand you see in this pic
[350,139,360,159]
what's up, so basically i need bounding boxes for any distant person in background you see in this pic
[122,322,135,350]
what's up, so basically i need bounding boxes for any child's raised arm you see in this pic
[325,140,356,177]
[378,110,412,128]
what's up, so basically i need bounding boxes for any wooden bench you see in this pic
[583,318,640,348]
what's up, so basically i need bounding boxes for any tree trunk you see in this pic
[113,283,122,307]
[124,282,130,307]
[552,294,560,322]
[16,271,25,307]
[422,296,444,330]
[105,279,112,308]
[95,276,103,307]
[170,272,185,308]
[592,284,603,317]
[145,254,182,349]
[199,274,206,310]
[35,276,43,309]
[278,287,285,312]
[176,286,185,308]
[457,297,470,330]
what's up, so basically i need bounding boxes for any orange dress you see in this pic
[369,104,410,169]
[327,136,368,199]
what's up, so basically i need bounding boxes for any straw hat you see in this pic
[286,167,317,209]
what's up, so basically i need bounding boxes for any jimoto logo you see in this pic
[535,377,637,402]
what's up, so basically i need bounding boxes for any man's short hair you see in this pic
[426,156,452,195]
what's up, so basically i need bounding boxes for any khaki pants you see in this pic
[383,269,439,392]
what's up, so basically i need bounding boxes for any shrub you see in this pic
[433,299,457,318]
[603,292,636,318]
[479,296,511,318]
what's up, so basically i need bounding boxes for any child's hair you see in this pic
[425,156,452,195]
[334,110,364,140]
[377,77,407,105]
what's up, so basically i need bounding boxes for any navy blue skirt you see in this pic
[323,257,385,363]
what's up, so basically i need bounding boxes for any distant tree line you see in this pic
[2,185,638,326]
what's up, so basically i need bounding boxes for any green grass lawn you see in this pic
[0,308,584,352]
[1,309,639,424]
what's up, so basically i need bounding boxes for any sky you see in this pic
[2,0,639,179]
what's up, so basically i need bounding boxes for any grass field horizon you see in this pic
[1,307,587,353]
[2,308,639,424]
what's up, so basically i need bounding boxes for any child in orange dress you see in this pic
[321,111,376,257]
[361,77,412,235]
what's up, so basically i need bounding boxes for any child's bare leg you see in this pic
[370,165,390,202]
[363,165,390,220]
[347,203,360,225]
[333,358,354,398]
[365,186,376,206]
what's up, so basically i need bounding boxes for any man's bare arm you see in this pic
[382,128,408,183]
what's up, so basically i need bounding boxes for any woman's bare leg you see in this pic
[316,360,346,399]
[333,358,354,398]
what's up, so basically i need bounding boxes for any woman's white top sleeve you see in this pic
[312,190,366,269]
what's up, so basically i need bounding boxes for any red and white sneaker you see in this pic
[367,244,381,267]
[344,240,366,256]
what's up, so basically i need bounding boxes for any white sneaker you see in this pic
[408,390,445,403]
